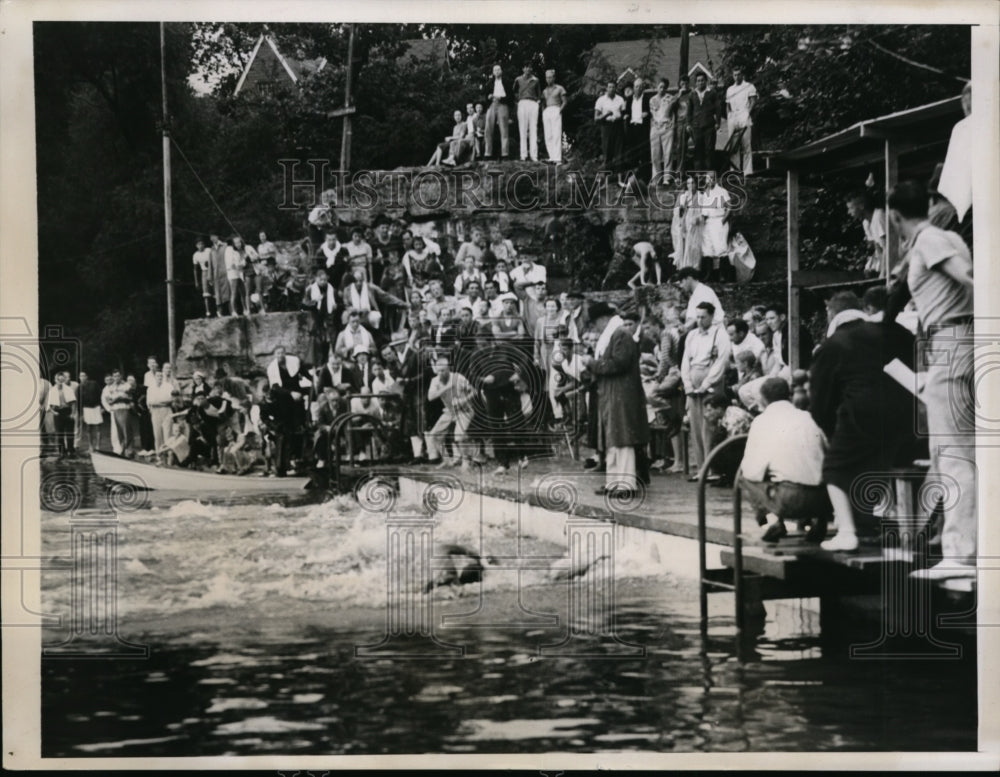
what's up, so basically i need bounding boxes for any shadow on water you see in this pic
[39,459,977,756]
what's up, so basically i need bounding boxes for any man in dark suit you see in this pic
[317,351,361,394]
[623,77,652,182]
[689,72,723,171]
[809,292,923,551]
[483,64,515,161]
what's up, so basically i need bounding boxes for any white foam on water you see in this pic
[206,698,269,713]
[213,716,325,735]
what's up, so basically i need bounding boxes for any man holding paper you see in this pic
[887,180,976,579]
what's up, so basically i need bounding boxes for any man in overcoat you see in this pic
[809,291,923,551]
[584,302,650,496]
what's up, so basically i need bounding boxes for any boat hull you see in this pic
[90,451,311,492]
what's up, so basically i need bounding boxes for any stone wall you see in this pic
[174,168,791,376]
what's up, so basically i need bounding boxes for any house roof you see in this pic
[396,37,449,66]
[763,95,963,175]
[233,34,328,96]
[583,35,726,91]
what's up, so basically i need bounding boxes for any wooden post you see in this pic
[160,22,176,365]
[339,23,356,175]
[786,168,800,372]
[883,139,899,283]
[679,25,690,83]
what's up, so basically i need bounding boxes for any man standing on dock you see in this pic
[585,301,649,496]
[888,181,976,580]
[681,301,732,478]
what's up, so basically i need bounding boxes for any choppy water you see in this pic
[39,466,977,755]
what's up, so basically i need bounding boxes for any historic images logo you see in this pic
[277,162,748,215]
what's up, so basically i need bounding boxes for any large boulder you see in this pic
[174,311,314,378]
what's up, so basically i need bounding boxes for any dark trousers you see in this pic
[692,125,716,171]
[600,121,623,172]
[741,479,833,526]
[53,411,75,455]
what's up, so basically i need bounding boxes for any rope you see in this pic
[865,39,968,83]
[170,137,242,238]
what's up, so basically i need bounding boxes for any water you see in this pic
[40,464,977,755]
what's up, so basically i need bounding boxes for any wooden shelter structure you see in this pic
[762,95,964,370]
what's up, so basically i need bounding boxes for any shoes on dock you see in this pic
[820,532,859,552]
[909,561,976,580]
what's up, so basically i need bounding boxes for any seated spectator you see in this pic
[352,345,374,390]
[492,293,526,340]
[312,385,347,468]
[429,110,474,166]
[862,285,887,322]
[454,255,487,298]
[341,265,407,332]
[422,280,457,327]
[403,236,445,290]
[702,394,753,486]
[492,258,512,293]
[345,227,374,281]
[334,310,376,359]
[737,325,788,411]
[727,318,765,371]
[731,350,764,402]
[739,377,831,542]
[846,190,887,278]
[455,226,487,268]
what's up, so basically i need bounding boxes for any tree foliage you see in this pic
[34,22,971,373]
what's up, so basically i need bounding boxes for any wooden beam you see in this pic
[326,105,357,118]
[787,168,800,373]
[884,138,899,282]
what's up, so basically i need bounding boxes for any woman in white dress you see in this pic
[673,175,702,272]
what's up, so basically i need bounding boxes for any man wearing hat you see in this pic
[384,330,428,462]
[564,290,585,343]
[584,301,650,495]
[352,344,374,391]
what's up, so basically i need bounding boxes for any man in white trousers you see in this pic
[542,69,567,164]
[514,62,542,162]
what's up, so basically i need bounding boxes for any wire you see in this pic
[170,137,243,237]
[865,39,968,83]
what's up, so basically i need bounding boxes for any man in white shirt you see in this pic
[425,353,475,469]
[594,81,626,176]
[509,255,547,307]
[648,78,676,184]
[224,237,246,316]
[727,319,765,372]
[334,310,376,359]
[725,67,757,175]
[542,69,567,164]
[889,180,975,579]
[740,377,831,542]
[676,268,724,332]
[47,371,77,458]
[681,301,732,475]
[192,238,213,317]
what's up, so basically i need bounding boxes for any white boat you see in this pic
[90,451,311,492]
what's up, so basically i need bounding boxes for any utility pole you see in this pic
[160,22,176,365]
[339,23,356,174]
[679,24,690,84]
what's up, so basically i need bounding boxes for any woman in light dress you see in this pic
[671,174,702,272]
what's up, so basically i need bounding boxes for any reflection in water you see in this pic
[39,463,977,755]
